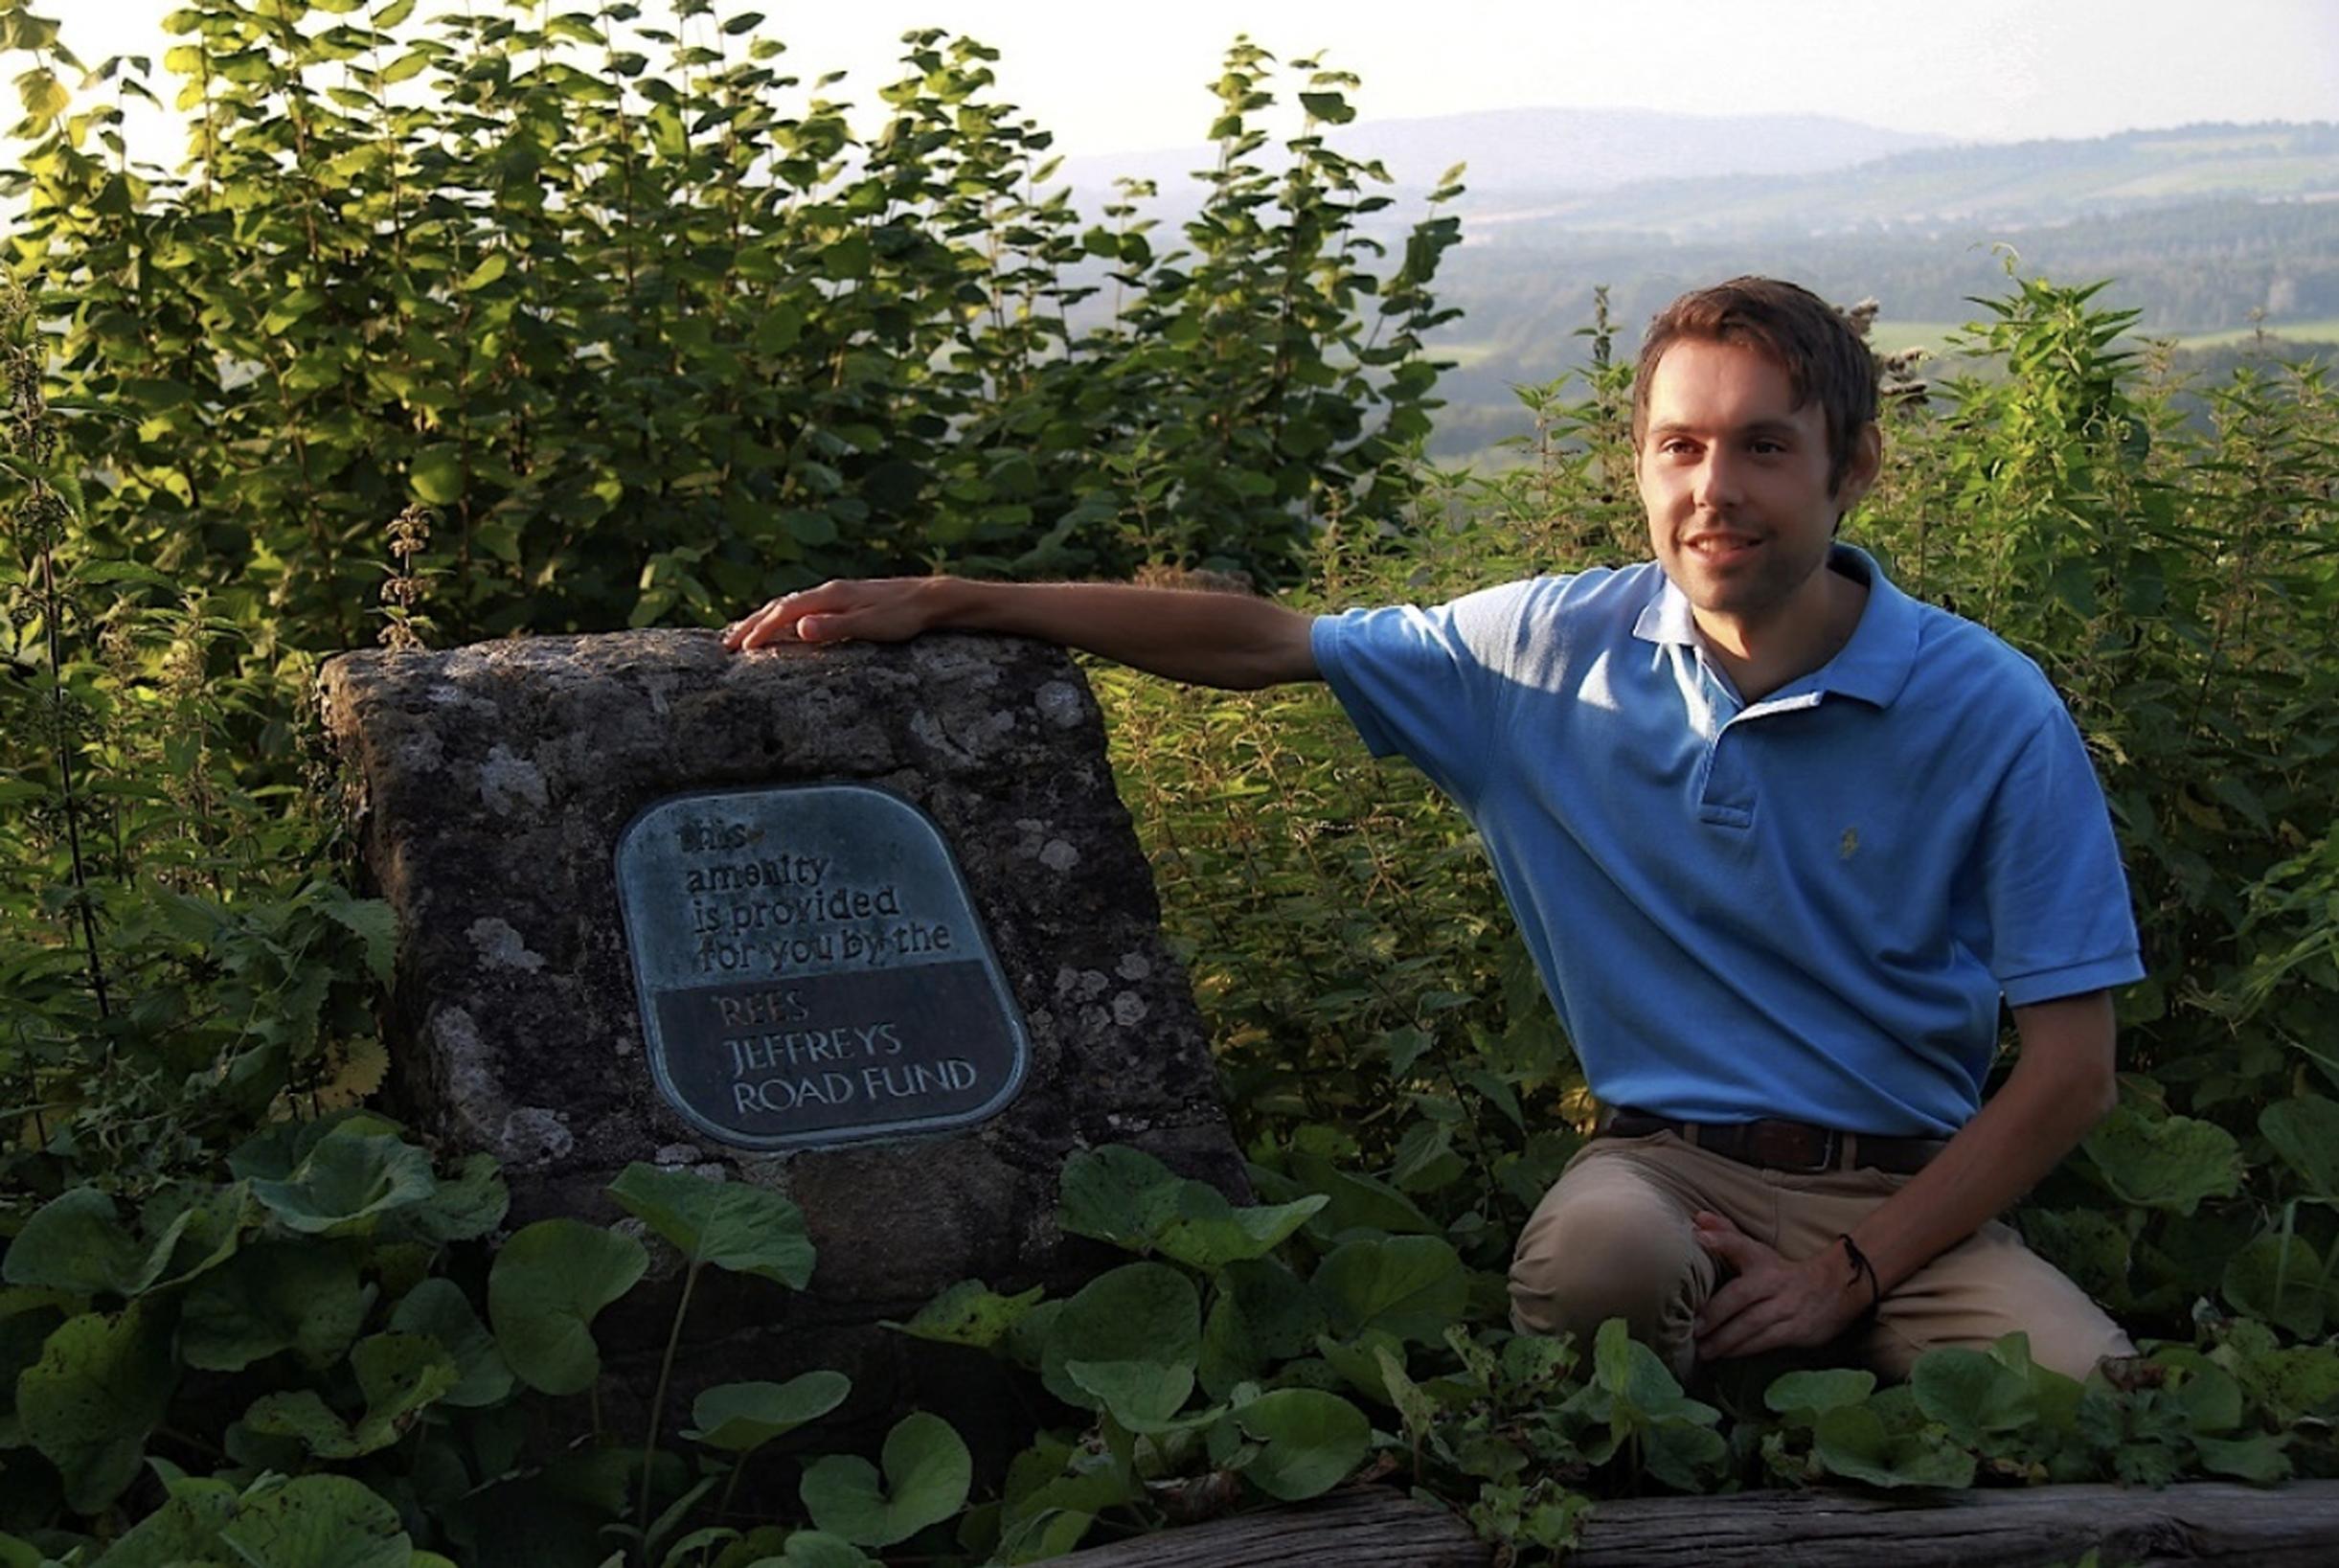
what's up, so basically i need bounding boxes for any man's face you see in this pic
[1635,337,1875,642]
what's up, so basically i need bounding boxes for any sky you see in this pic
[47,0,2339,165]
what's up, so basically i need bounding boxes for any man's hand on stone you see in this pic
[724,579,941,651]
[1689,1210,1869,1361]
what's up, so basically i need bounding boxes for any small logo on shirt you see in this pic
[1839,827,1860,860]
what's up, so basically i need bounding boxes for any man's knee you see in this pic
[1866,1224,2136,1383]
[1509,1177,1709,1369]
[2015,1307,2135,1383]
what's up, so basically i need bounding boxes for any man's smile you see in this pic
[1682,531,1762,561]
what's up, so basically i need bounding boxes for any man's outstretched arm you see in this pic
[722,577,1321,691]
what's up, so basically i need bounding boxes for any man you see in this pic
[723,277,2141,1382]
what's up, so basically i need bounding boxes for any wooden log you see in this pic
[1053,1481,2339,1568]
[1571,1480,2339,1567]
[1054,1488,1487,1567]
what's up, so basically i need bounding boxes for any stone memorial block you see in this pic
[317,628,1245,1423]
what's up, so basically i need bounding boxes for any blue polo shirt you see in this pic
[1309,546,2143,1137]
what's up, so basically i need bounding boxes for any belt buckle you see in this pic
[1750,1121,1840,1173]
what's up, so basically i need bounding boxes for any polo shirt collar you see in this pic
[1630,543,1920,708]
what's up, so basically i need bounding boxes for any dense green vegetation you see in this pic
[5,1,2339,1564]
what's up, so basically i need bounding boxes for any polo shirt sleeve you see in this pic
[1979,704,2147,1006]
[1309,583,1531,807]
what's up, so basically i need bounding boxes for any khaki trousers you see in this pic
[1508,1129,2133,1384]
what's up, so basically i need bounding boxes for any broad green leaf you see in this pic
[488,1219,647,1395]
[4,1182,240,1303]
[819,236,872,280]
[389,1278,513,1407]
[605,1163,815,1287]
[1981,1335,2081,1445]
[1155,1188,1328,1273]
[135,1184,250,1293]
[16,1304,177,1513]
[239,1390,362,1458]
[250,1130,438,1237]
[241,1333,458,1458]
[1374,1343,1438,1441]
[1764,1367,1876,1422]
[1064,1358,1197,1433]
[1811,1402,1977,1489]
[992,1509,1094,1564]
[2169,1357,2244,1434]
[2,1188,148,1296]
[2211,1322,2339,1426]
[393,1152,510,1244]
[0,1297,69,1447]
[182,1240,367,1372]
[412,445,463,505]
[889,1279,1042,1349]
[1910,1347,2034,1445]
[1316,1328,1408,1405]
[800,1412,971,1548]
[16,69,68,125]
[75,556,182,587]
[1197,1263,1328,1403]
[93,1478,242,1568]
[313,888,397,989]
[1039,1262,1200,1408]
[1643,1418,1730,1492]
[2222,1232,2328,1337]
[1299,91,1355,125]
[773,1532,880,1566]
[462,252,509,290]
[1058,1146,1183,1250]
[1590,1317,1712,1422]
[2260,1095,2339,1198]
[1220,1258,1326,1361]
[2082,1105,2241,1216]
[1313,1235,1467,1344]
[215,1474,411,1568]
[1500,1332,1575,1390]
[683,1372,852,1452]
[1058,1147,1324,1270]
[1231,1388,1371,1501]
[350,1330,460,1430]
[227,1112,405,1185]
[2193,1432,2291,1484]
[1287,1152,1439,1238]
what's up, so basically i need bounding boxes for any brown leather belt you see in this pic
[1598,1107,1946,1175]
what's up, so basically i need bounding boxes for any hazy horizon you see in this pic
[48,0,2339,172]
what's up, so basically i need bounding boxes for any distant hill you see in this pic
[1065,116,2338,238]
[1467,121,2339,239]
[1055,113,2339,461]
[1061,106,1943,201]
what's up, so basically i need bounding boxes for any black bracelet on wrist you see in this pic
[1839,1233,1883,1315]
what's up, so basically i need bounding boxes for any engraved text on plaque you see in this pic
[616,784,1030,1148]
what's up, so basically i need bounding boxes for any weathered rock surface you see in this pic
[317,629,1244,1434]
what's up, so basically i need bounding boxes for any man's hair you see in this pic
[1632,277,1879,496]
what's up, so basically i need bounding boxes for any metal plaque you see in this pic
[615,784,1031,1149]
